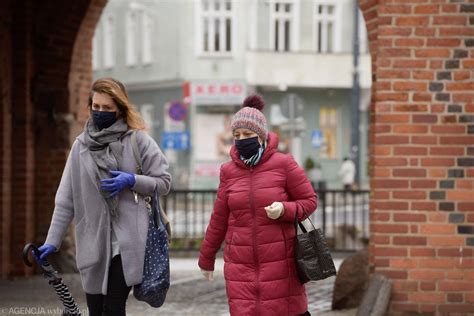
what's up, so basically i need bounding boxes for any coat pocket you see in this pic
[75,217,101,271]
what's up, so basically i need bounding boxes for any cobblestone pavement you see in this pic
[0,257,354,316]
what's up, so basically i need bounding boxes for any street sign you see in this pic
[280,93,304,119]
[183,81,247,105]
[162,131,190,151]
[311,130,323,148]
[168,102,187,121]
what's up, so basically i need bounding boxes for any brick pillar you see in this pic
[0,0,13,279]
[367,1,474,315]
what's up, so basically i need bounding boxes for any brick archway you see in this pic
[0,0,107,278]
[0,1,473,314]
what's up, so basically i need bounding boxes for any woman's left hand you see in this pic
[201,269,214,281]
[100,170,136,197]
[264,202,285,219]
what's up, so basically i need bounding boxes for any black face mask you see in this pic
[235,136,261,159]
[92,111,117,130]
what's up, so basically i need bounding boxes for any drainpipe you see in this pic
[350,0,361,187]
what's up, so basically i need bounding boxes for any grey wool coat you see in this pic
[45,129,171,295]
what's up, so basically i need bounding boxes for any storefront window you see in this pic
[319,107,338,159]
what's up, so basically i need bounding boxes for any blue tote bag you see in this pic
[131,131,170,307]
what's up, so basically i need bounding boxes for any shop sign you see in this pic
[183,81,247,105]
[311,130,323,149]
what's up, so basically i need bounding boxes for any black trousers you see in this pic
[85,255,132,316]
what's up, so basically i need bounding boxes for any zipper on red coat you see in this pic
[249,167,260,315]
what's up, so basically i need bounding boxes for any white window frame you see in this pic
[125,10,139,66]
[268,0,300,52]
[312,0,342,53]
[141,12,153,64]
[249,0,258,50]
[92,28,100,70]
[103,13,115,69]
[196,0,235,56]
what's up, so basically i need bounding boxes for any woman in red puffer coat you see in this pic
[199,95,317,316]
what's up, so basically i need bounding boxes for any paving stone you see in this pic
[0,258,345,315]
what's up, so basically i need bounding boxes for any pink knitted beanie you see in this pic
[231,95,268,140]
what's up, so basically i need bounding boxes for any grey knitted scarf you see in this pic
[83,118,129,216]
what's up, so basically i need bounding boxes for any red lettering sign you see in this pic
[220,85,230,94]
[195,85,205,94]
[231,84,243,94]
[208,85,216,94]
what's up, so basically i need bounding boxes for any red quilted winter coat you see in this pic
[199,132,317,316]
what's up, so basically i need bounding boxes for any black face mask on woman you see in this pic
[235,136,261,159]
[92,111,117,130]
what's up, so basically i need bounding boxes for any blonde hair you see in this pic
[88,77,146,130]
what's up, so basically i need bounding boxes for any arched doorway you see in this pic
[1,1,473,314]
[0,0,107,277]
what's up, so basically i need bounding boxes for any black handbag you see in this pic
[295,208,336,283]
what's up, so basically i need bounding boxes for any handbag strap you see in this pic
[295,205,317,233]
[131,130,143,175]
[130,131,173,239]
[130,131,160,222]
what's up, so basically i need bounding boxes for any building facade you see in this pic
[93,0,372,189]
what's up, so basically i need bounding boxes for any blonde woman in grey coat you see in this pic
[35,77,171,316]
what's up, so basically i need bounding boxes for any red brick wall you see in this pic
[362,1,474,315]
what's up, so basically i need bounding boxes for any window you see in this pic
[103,14,115,69]
[313,1,340,53]
[269,1,297,52]
[125,5,153,66]
[198,0,233,54]
[126,10,139,66]
[141,13,153,64]
[319,108,338,159]
[92,29,100,70]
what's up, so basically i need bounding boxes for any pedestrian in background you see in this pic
[304,157,324,190]
[199,95,317,316]
[338,157,356,191]
[34,77,171,316]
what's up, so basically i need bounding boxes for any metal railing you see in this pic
[161,189,370,252]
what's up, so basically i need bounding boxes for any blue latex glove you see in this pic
[100,170,136,197]
[33,244,57,263]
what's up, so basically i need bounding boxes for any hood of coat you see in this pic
[230,131,279,169]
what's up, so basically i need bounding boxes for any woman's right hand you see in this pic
[32,244,57,263]
[201,269,214,281]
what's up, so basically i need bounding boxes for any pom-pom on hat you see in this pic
[231,94,268,140]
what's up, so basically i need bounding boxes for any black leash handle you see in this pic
[22,243,40,267]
